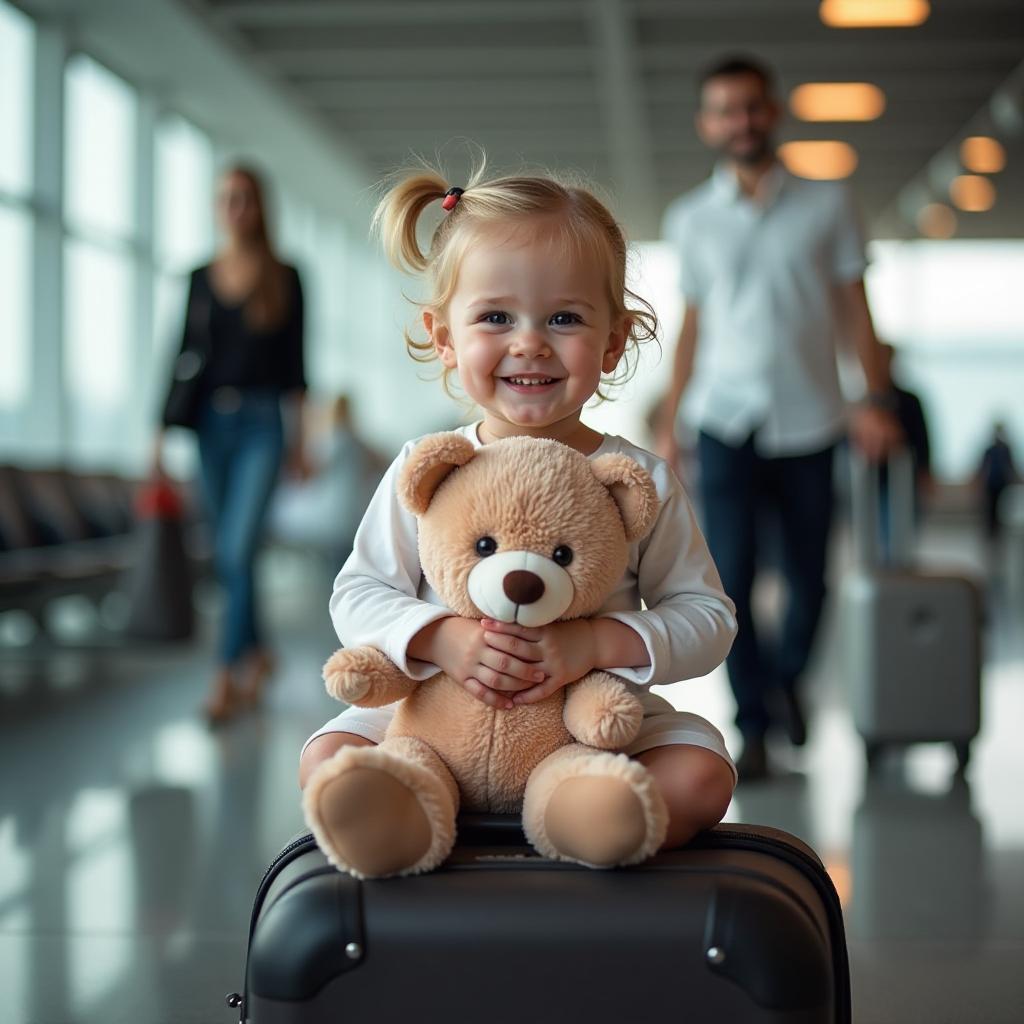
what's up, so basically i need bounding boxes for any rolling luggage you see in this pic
[227,815,850,1024]
[841,451,982,770]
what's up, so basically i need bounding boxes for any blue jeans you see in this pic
[698,431,836,739]
[197,390,284,666]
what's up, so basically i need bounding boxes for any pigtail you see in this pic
[372,171,449,273]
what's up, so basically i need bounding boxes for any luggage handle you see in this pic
[849,446,915,570]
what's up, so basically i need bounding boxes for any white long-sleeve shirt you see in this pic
[329,423,736,694]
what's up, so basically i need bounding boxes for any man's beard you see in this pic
[723,133,773,166]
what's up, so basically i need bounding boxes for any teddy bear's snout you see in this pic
[502,570,545,606]
[466,549,575,627]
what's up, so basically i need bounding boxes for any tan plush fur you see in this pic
[305,434,668,877]
[521,744,668,866]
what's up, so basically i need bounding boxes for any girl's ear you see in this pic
[602,315,630,374]
[424,309,457,369]
[590,453,660,541]
[398,432,477,515]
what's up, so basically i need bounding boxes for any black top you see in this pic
[893,384,930,477]
[163,263,305,425]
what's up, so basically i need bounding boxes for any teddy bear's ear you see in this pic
[398,432,477,515]
[590,454,660,542]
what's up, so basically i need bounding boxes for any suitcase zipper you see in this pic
[230,833,319,1022]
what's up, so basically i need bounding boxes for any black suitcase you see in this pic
[228,816,850,1024]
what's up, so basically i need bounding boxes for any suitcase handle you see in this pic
[849,446,915,570]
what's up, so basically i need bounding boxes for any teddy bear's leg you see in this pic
[322,646,419,707]
[303,735,459,879]
[522,744,668,868]
[563,671,644,750]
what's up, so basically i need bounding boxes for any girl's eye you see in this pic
[552,545,574,567]
[476,536,498,557]
[482,312,510,325]
[550,312,583,327]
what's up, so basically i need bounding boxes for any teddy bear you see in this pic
[303,432,669,878]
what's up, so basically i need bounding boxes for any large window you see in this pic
[0,0,33,199]
[155,114,213,273]
[63,239,134,463]
[0,1,34,450]
[64,55,137,242]
[62,55,138,467]
[0,206,32,416]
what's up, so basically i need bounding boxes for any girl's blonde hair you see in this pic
[371,159,658,400]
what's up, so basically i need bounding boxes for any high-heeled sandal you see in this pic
[237,649,277,708]
[203,674,240,726]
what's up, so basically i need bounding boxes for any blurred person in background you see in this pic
[269,394,385,567]
[656,55,902,779]
[152,165,308,724]
[876,342,932,559]
[976,421,1019,545]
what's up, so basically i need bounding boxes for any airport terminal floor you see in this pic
[1,516,1022,1024]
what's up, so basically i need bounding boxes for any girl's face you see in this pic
[427,223,627,444]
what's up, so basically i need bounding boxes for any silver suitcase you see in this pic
[840,451,982,771]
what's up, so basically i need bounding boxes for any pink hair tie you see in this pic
[441,187,464,212]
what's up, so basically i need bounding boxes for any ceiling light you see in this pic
[790,83,886,121]
[779,141,858,180]
[819,0,930,28]
[949,175,996,213]
[916,203,957,239]
[959,136,1006,174]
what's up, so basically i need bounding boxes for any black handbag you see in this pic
[162,293,212,430]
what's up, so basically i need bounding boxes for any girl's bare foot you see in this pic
[204,668,239,726]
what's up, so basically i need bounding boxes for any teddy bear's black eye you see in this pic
[552,545,573,567]
[475,536,497,557]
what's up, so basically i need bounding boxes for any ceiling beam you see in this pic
[262,47,594,77]
[208,1,585,27]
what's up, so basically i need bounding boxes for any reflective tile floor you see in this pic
[1,526,1022,1024]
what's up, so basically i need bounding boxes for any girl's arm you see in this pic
[329,439,454,680]
[599,460,737,687]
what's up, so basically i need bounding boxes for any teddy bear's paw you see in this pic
[322,650,371,703]
[303,743,458,879]
[563,672,644,750]
[305,762,433,878]
[322,646,416,706]
[523,748,668,869]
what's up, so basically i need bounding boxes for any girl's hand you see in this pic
[411,617,546,710]
[482,619,597,705]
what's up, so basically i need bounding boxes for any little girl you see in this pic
[299,165,738,875]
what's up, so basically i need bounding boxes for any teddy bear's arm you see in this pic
[563,672,644,750]
[323,646,420,708]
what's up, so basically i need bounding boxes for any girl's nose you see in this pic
[509,328,551,357]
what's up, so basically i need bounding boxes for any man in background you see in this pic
[657,56,902,779]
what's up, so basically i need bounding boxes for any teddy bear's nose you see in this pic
[502,570,545,606]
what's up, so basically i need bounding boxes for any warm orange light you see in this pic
[960,136,1006,174]
[790,83,886,122]
[950,175,996,212]
[820,0,930,28]
[779,140,858,180]
[916,203,957,239]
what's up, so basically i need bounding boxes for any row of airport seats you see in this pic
[0,465,206,641]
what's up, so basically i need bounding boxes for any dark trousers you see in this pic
[197,391,284,666]
[698,431,836,739]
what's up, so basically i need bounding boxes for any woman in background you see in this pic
[154,165,307,724]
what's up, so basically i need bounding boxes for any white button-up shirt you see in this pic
[662,162,868,456]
